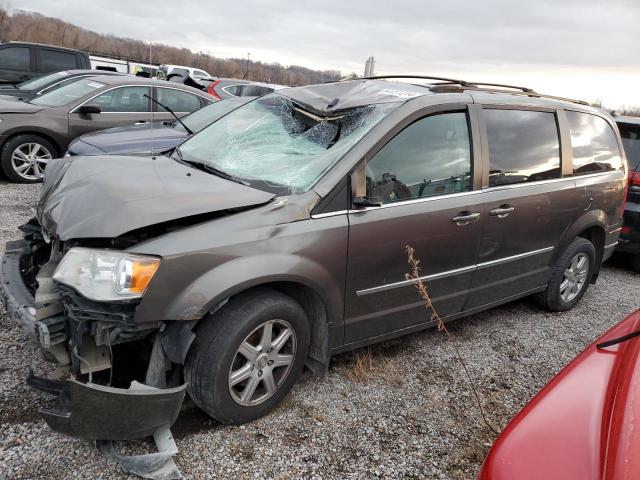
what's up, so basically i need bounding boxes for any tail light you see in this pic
[630,171,640,190]
[207,80,221,100]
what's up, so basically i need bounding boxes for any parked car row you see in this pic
[0,42,288,183]
[0,75,215,182]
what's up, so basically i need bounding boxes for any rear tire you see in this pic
[536,237,596,312]
[0,134,57,183]
[185,288,309,424]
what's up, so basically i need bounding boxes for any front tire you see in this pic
[536,237,596,311]
[0,134,57,183]
[185,288,310,424]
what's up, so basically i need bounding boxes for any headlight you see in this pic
[53,247,160,301]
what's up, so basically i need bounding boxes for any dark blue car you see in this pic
[66,96,253,156]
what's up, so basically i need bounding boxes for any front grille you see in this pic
[56,284,156,347]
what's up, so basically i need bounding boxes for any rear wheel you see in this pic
[536,237,596,311]
[185,289,309,424]
[0,134,57,183]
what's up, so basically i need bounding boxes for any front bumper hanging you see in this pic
[2,243,188,479]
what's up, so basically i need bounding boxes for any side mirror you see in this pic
[77,104,101,115]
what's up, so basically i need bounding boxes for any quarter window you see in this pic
[366,112,472,203]
[0,47,30,71]
[567,111,622,174]
[485,109,560,187]
[156,88,202,113]
[40,50,79,72]
[93,86,151,112]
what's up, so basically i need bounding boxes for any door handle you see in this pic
[451,211,481,225]
[489,205,515,218]
[134,121,149,125]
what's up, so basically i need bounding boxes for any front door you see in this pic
[344,109,482,345]
[68,85,153,141]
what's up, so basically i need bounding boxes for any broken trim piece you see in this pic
[97,424,182,480]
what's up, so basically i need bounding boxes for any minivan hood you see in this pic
[0,96,45,113]
[74,122,189,155]
[37,155,276,240]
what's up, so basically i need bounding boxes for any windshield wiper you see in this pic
[172,148,249,185]
[597,328,640,349]
[143,94,193,134]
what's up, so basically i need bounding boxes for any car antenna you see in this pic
[143,94,193,135]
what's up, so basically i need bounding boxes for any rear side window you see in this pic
[485,109,560,187]
[40,49,78,72]
[239,85,273,97]
[156,88,202,113]
[567,111,622,174]
[618,123,640,171]
[223,85,241,96]
[0,46,30,71]
[366,112,472,203]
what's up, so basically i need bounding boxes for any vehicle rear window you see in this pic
[0,46,30,71]
[566,111,622,174]
[617,122,640,172]
[181,98,252,133]
[31,78,105,107]
[17,70,71,90]
[485,109,561,187]
[366,112,472,203]
[40,49,78,72]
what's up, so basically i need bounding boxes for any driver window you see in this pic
[366,112,472,203]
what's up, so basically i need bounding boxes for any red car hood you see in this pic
[479,309,640,480]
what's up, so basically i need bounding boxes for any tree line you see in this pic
[0,8,343,85]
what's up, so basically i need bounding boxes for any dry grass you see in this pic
[345,348,377,383]
[405,244,498,435]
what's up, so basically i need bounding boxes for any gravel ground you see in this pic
[1,179,639,480]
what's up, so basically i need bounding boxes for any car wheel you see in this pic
[631,254,640,273]
[536,237,596,312]
[0,134,57,183]
[185,288,310,424]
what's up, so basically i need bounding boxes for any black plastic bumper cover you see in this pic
[27,372,187,440]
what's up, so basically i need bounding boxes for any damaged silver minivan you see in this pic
[0,77,627,477]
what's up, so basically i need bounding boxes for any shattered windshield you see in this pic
[176,93,399,194]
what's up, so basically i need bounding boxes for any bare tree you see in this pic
[0,9,342,85]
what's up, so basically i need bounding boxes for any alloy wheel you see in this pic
[559,252,590,303]
[11,142,52,181]
[228,319,296,406]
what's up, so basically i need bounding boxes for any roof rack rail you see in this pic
[428,84,589,106]
[467,82,535,93]
[361,75,475,87]
[347,74,589,106]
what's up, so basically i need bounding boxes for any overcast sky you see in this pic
[16,0,640,108]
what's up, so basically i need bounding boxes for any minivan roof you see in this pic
[280,77,599,116]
